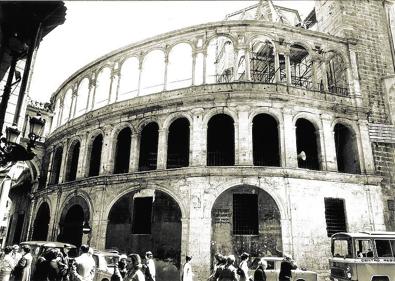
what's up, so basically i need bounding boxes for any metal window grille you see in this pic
[324,198,347,237]
[233,194,258,235]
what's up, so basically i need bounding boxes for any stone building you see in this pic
[26,1,394,280]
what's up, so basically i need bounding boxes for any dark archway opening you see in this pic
[32,202,50,241]
[138,123,159,171]
[58,204,84,247]
[207,114,234,166]
[66,142,80,182]
[334,124,360,174]
[106,189,182,279]
[211,185,282,267]
[88,134,103,177]
[253,114,280,166]
[114,127,132,174]
[296,119,320,170]
[167,118,190,169]
[50,147,63,184]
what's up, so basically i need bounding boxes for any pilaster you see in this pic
[282,109,298,168]
[190,108,206,166]
[320,114,338,171]
[237,107,252,165]
[157,128,168,170]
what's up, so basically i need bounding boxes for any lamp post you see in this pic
[0,113,45,168]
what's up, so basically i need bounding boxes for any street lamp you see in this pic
[0,113,45,167]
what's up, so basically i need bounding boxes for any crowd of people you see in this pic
[1,244,297,281]
[207,252,297,281]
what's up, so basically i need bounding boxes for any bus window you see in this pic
[333,239,352,258]
[355,239,373,258]
[375,240,394,258]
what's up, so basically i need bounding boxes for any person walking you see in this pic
[0,246,15,281]
[181,256,192,281]
[208,254,226,281]
[217,255,237,281]
[10,246,21,268]
[72,245,96,281]
[278,254,297,281]
[238,252,250,281]
[143,251,155,281]
[253,258,267,281]
[13,245,32,281]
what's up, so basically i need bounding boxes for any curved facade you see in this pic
[28,4,394,280]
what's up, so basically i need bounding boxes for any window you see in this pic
[332,239,352,258]
[375,240,395,258]
[324,198,347,237]
[132,197,153,234]
[88,134,103,177]
[233,194,258,235]
[355,239,373,258]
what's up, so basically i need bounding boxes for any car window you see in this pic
[375,240,395,258]
[105,256,118,267]
[93,255,100,267]
[355,239,373,258]
[333,239,352,258]
[266,260,275,270]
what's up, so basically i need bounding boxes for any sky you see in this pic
[28,1,315,103]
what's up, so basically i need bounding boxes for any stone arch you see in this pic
[136,119,160,134]
[167,42,193,90]
[104,185,184,272]
[202,107,238,128]
[210,183,283,259]
[162,112,193,132]
[294,117,321,170]
[248,108,282,127]
[118,56,139,100]
[140,49,165,96]
[138,122,159,171]
[248,34,277,51]
[292,112,322,131]
[58,193,93,247]
[289,42,313,89]
[203,33,237,50]
[65,139,81,182]
[167,117,190,169]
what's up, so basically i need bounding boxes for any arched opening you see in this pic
[114,127,132,174]
[58,204,85,248]
[32,202,50,241]
[250,40,275,83]
[206,36,235,83]
[296,119,320,170]
[334,124,361,174]
[88,134,103,177]
[138,123,159,171]
[119,57,139,100]
[253,114,280,166]
[211,185,282,264]
[167,43,192,90]
[207,114,234,166]
[95,67,111,108]
[326,51,349,96]
[290,44,312,89]
[50,147,63,184]
[167,118,190,169]
[106,189,182,278]
[75,78,89,117]
[65,141,80,182]
[140,50,165,96]
[61,89,72,124]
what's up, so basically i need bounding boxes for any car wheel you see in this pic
[102,278,109,281]
[296,279,305,281]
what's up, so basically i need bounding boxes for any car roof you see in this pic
[20,241,77,249]
[93,250,120,256]
[332,232,395,239]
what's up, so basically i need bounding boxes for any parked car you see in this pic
[92,249,120,281]
[248,257,318,281]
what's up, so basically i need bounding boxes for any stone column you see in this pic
[100,125,113,175]
[282,109,298,168]
[348,48,363,107]
[316,129,325,171]
[157,128,168,170]
[129,133,140,173]
[311,57,319,91]
[163,52,169,91]
[190,108,206,166]
[244,46,251,81]
[58,139,68,183]
[137,55,143,96]
[202,51,207,84]
[68,90,76,121]
[320,60,329,92]
[108,64,120,104]
[237,106,252,165]
[89,187,107,250]
[320,114,338,171]
[275,53,281,83]
[57,98,64,127]
[284,50,292,86]
[77,132,89,179]
[90,74,98,110]
[233,47,239,82]
[191,51,197,86]
[357,120,375,174]
[71,87,78,118]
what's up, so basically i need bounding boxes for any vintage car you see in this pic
[248,257,318,281]
[92,249,120,281]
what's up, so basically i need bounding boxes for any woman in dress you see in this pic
[181,256,192,281]
[0,246,15,281]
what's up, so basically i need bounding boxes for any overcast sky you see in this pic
[28,1,314,103]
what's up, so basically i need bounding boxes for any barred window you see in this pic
[324,198,347,237]
[233,194,258,235]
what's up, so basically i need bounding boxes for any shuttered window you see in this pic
[324,198,347,237]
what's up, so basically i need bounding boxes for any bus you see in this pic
[329,232,395,281]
